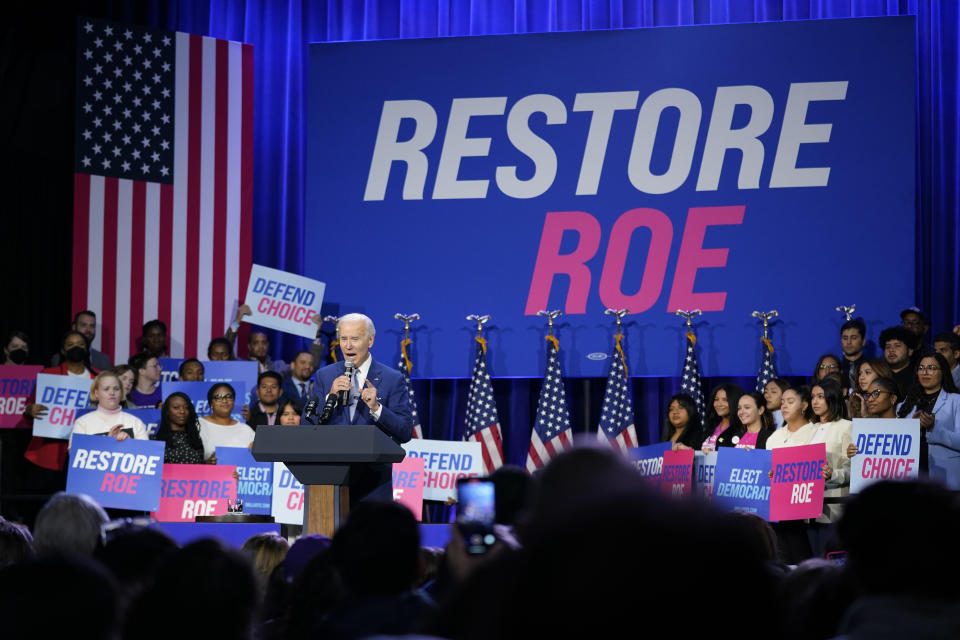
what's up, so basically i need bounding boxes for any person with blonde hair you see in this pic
[70,371,148,446]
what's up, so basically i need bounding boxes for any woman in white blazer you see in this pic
[807,378,852,557]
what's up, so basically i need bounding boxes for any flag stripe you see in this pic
[239,43,253,300]
[100,177,119,360]
[183,33,203,358]
[86,176,105,353]
[114,179,133,360]
[129,181,146,358]
[194,36,216,358]
[72,173,90,323]
[143,182,161,329]
[224,41,243,331]
[170,31,191,357]
[158,182,174,353]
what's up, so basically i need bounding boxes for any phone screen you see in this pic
[456,477,496,555]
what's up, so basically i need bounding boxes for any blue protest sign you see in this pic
[307,18,914,377]
[67,434,166,510]
[626,442,671,482]
[33,373,92,439]
[203,361,259,408]
[694,451,718,499]
[216,446,273,515]
[162,381,246,423]
[159,358,185,383]
[713,448,772,519]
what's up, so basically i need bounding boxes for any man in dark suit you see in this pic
[309,313,414,502]
[282,350,319,406]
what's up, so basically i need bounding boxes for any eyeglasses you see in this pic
[864,389,891,399]
[818,363,839,371]
[917,364,940,372]
[212,394,234,401]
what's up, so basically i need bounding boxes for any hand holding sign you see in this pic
[108,424,130,441]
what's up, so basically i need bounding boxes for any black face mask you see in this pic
[65,346,87,363]
[7,349,27,365]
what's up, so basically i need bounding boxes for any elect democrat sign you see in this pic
[307,18,914,377]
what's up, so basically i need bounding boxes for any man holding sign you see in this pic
[310,314,413,503]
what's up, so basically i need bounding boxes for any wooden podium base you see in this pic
[305,484,350,537]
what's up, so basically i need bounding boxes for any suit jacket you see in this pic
[310,358,414,504]
[924,391,960,490]
[281,376,319,407]
[312,358,414,443]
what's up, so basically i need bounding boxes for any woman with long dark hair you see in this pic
[701,384,744,453]
[660,393,703,451]
[155,392,205,464]
[812,353,845,389]
[849,358,895,418]
[897,351,960,489]
[808,378,852,556]
[729,392,775,450]
[763,378,790,428]
[278,398,303,426]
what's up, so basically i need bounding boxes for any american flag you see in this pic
[463,336,504,472]
[398,338,423,439]
[526,335,572,472]
[597,335,638,453]
[73,18,252,362]
[755,337,777,392]
[679,331,706,418]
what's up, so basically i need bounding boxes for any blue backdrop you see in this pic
[98,1,958,472]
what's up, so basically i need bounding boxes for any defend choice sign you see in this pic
[713,448,772,519]
[152,464,237,522]
[307,18,916,378]
[67,435,165,511]
[271,462,304,525]
[0,365,42,428]
[851,418,921,493]
[401,439,484,502]
[243,264,325,339]
[770,443,825,521]
[33,373,91,439]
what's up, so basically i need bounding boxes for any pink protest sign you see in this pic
[770,443,826,521]
[0,365,42,428]
[660,449,695,499]
[151,464,237,522]
[392,455,425,521]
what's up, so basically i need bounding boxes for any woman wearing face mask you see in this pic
[808,378,852,556]
[70,372,148,446]
[701,384,744,453]
[21,331,101,480]
[2,331,31,365]
[897,352,960,489]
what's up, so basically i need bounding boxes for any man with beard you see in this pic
[50,311,111,371]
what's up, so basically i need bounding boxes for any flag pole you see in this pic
[751,310,779,392]
[394,312,420,372]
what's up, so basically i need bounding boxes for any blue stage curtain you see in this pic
[125,1,958,473]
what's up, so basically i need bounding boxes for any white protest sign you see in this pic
[271,462,305,525]
[851,418,921,493]
[33,374,92,439]
[401,439,485,502]
[244,264,326,339]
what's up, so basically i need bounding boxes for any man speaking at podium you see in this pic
[310,313,414,502]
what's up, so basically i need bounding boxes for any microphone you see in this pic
[317,393,338,424]
[303,398,320,424]
[340,360,355,408]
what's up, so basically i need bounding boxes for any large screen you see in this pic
[307,17,915,378]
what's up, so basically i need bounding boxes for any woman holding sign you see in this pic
[155,392,205,464]
[70,372,148,445]
[897,352,960,489]
[661,393,703,450]
[702,384,744,453]
[808,379,852,556]
[198,382,255,464]
[731,392,775,451]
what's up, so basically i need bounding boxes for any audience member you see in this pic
[225,304,289,374]
[900,306,929,346]
[111,364,137,408]
[93,522,177,605]
[849,357,894,418]
[489,465,533,528]
[50,310,112,370]
[879,325,917,400]
[839,317,867,390]
[154,392,205,464]
[764,378,789,428]
[278,398,303,425]
[127,353,163,408]
[0,517,33,568]
[835,481,960,639]
[198,382,255,463]
[137,319,168,358]
[207,336,234,360]
[732,391,775,450]
[2,330,30,365]
[812,353,845,388]
[247,371,283,430]
[897,351,960,489]
[284,350,318,403]
[808,379,852,556]
[777,558,856,640]
[70,371,148,445]
[177,358,204,381]
[701,383,743,452]
[32,492,108,556]
[847,377,901,459]
[661,392,703,450]
[241,532,289,599]
[933,330,960,388]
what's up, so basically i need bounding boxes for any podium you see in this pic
[251,425,406,536]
